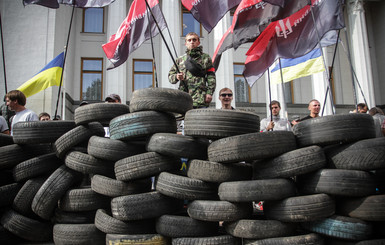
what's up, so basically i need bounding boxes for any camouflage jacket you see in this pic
[168,46,216,108]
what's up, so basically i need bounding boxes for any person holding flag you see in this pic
[168,32,216,109]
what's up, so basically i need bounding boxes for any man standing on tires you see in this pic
[292,99,321,126]
[168,32,216,108]
[260,100,291,131]
[5,90,38,135]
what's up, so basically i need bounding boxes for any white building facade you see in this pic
[0,0,384,120]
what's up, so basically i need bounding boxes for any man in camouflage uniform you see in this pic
[169,32,216,108]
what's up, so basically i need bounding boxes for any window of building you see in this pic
[182,6,201,36]
[81,58,103,101]
[233,63,250,102]
[83,8,104,33]
[133,59,154,91]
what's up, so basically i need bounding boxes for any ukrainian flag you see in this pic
[17,52,64,97]
[271,48,325,84]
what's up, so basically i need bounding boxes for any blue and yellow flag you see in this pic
[270,48,325,84]
[18,52,64,97]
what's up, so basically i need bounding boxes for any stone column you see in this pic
[347,0,375,108]
[213,14,235,109]
[105,1,127,102]
[311,47,334,116]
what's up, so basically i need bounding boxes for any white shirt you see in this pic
[260,115,291,132]
[11,108,38,135]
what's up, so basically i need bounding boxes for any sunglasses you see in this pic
[220,93,233,97]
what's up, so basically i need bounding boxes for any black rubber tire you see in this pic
[58,186,110,212]
[0,134,13,147]
[91,175,152,197]
[218,179,296,202]
[187,200,252,222]
[0,183,22,208]
[87,136,145,161]
[13,153,62,182]
[172,235,238,245]
[106,234,169,245]
[302,215,373,241]
[53,224,105,245]
[356,239,385,245]
[187,160,252,183]
[293,113,376,147]
[65,151,114,176]
[224,219,297,239]
[264,194,335,222]
[129,87,193,114]
[110,111,177,141]
[297,169,377,197]
[155,214,218,238]
[95,209,156,234]
[0,209,52,242]
[13,177,46,216]
[31,165,82,220]
[253,145,326,179]
[155,172,218,200]
[111,191,183,221]
[337,195,385,221]
[12,120,76,144]
[74,102,130,126]
[208,131,297,163]
[0,143,52,170]
[325,137,385,170]
[54,122,105,159]
[243,233,323,245]
[53,209,96,224]
[115,152,180,181]
[184,109,260,139]
[146,133,209,160]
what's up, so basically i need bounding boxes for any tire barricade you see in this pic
[0,87,384,244]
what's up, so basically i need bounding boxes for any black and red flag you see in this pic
[23,0,116,8]
[102,0,166,69]
[212,0,309,70]
[181,0,242,33]
[243,0,345,87]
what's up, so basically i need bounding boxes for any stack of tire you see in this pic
[0,103,131,244]
[0,87,384,245]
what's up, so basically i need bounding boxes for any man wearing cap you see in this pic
[104,93,121,137]
[105,94,121,103]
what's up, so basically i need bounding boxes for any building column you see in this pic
[213,14,234,109]
[160,0,181,89]
[265,67,288,119]
[311,47,334,116]
[105,1,127,103]
[347,0,375,108]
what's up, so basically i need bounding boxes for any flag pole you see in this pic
[146,5,159,88]
[278,58,289,121]
[308,0,336,115]
[54,6,75,119]
[0,12,7,94]
[143,0,180,73]
[321,30,340,116]
[267,67,273,129]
